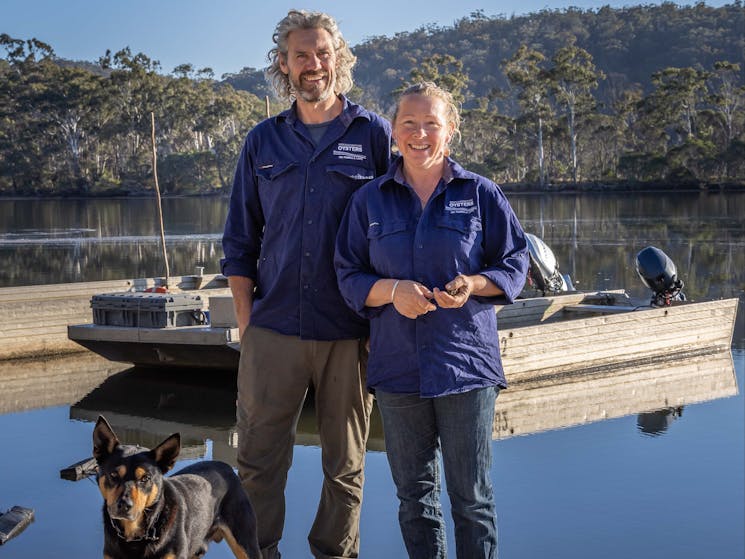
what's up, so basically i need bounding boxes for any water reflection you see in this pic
[1,192,743,557]
[0,351,741,558]
[637,407,684,436]
[22,348,730,469]
[70,367,388,458]
[0,352,128,415]
[1,194,744,310]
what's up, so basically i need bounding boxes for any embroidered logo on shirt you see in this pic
[334,143,367,161]
[446,199,477,214]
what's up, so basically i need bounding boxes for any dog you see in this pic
[92,416,260,559]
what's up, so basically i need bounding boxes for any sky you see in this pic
[3,0,733,78]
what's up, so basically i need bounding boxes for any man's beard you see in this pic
[291,71,335,103]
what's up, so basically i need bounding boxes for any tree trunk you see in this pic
[537,116,546,186]
[568,104,578,183]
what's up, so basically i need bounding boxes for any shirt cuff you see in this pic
[220,257,257,279]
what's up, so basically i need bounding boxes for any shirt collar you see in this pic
[384,157,461,189]
[276,94,370,126]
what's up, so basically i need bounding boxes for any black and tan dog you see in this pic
[92,416,260,559]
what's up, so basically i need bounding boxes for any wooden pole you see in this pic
[265,95,270,118]
[150,112,170,289]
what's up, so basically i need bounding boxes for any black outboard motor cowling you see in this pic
[635,246,685,307]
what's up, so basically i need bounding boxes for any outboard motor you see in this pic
[635,246,685,307]
[525,233,572,295]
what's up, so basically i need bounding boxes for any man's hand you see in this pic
[227,276,255,341]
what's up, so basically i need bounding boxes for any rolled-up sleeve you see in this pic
[221,140,264,279]
[476,184,529,304]
[335,187,385,319]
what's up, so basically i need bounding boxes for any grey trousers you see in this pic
[236,325,373,559]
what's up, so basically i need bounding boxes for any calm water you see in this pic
[0,193,743,558]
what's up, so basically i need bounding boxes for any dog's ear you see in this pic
[151,433,181,474]
[93,416,119,463]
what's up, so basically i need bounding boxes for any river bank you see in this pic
[2,179,745,199]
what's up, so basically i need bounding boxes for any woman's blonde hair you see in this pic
[392,82,462,144]
[266,10,356,102]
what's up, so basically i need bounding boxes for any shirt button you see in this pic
[310,187,316,193]
[418,244,423,249]
[305,252,311,257]
[303,284,310,290]
[307,219,313,225]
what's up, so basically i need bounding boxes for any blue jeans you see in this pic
[376,387,499,559]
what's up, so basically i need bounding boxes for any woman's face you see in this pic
[393,94,454,173]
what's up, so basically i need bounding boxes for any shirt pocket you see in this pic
[325,164,376,214]
[255,161,298,183]
[434,214,483,265]
[255,161,299,216]
[327,164,376,184]
[367,220,411,277]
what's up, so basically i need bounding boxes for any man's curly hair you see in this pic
[266,10,356,103]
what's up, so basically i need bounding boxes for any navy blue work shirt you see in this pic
[221,96,392,340]
[335,158,529,397]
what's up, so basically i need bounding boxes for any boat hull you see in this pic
[67,324,240,370]
[67,292,739,378]
[496,294,738,384]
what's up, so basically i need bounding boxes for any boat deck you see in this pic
[0,275,232,361]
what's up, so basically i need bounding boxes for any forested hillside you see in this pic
[2,2,744,195]
[353,2,743,110]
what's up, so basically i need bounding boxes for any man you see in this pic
[221,9,391,559]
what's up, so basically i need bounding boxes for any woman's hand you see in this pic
[433,274,474,308]
[392,280,437,319]
[434,274,504,308]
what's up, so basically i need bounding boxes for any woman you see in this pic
[335,82,529,558]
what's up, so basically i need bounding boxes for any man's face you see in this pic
[280,27,337,103]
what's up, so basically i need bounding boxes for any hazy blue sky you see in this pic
[3,0,732,77]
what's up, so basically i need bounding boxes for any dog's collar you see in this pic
[109,508,161,543]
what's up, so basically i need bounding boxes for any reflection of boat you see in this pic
[68,351,738,465]
[70,368,243,461]
[0,352,128,415]
[69,368,387,458]
[493,349,738,439]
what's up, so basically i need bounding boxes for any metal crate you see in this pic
[91,292,204,328]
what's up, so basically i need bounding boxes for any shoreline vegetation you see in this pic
[1,2,744,197]
[2,179,743,200]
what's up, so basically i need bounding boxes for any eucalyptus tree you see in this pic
[0,35,61,192]
[644,66,709,143]
[36,63,107,190]
[706,61,744,146]
[602,87,646,180]
[98,48,166,182]
[196,85,263,188]
[458,101,514,182]
[395,53,470,105]
[163,64,220,154]
[548,44,604,183]
[502,45,553,186]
